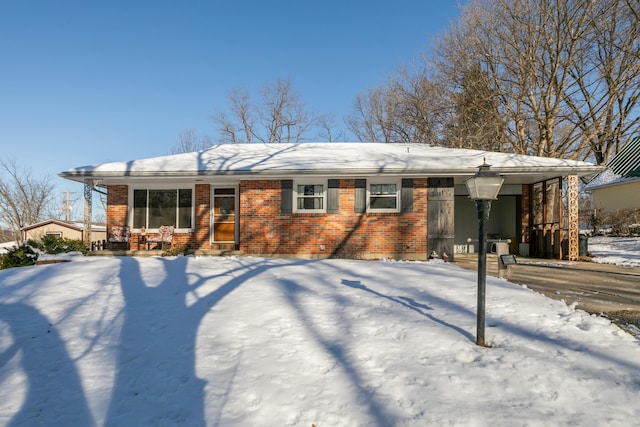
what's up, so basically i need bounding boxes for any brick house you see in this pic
[59,143,601,260]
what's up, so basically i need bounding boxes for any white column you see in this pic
[567,175,579,261]
[84,180,93,249]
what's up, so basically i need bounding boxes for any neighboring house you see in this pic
[59,143,601,260]
[22,219,106,243]
[585,136,640,213]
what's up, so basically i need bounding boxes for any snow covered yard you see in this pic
[1,254,639,426]
[589,236,640,267]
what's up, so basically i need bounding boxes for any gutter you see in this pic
[58,165,604,183]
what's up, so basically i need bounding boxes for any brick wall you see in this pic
[105,179,429,259]
[107,184,216,250]
[106,185,128,236]
[192,184,211,249]
[239,179,428,260]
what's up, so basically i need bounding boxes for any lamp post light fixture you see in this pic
[465,160,504,347]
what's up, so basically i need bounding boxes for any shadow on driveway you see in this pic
[453,253,640,332]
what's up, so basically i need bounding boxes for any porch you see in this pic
[87,248,244,257]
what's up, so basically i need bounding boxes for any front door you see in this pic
[211,187,237,244]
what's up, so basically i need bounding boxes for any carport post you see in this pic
[83,179,93,250]
[567,175,579,261]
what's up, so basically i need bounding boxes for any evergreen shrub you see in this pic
[0,244,38,270]
[29,234,88,255]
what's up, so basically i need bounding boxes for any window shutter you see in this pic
[327,179,339,213]
[401,178,414,213]
[281,180,293,214]
[354,179,366,213]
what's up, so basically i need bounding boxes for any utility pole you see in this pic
[61,191,76,222]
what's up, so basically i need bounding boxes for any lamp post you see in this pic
[465,160,504,347]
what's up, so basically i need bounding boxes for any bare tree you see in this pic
[619,0,639,61]
[346,63,445,144]
[436,0,580,158]
[565,0,640,163]
[0,159,55,242]
[211,78,318,143]
[317,113,346,142]
[214,86,255,144]
[386,64,444,144]
[258,78,313,143]
[434,0,640,163]
[346,87,395,142]
[170,128,213,154]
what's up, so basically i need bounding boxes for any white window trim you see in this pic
[367,178,401,213]
[128,184,195,232]
[293,179,327,213]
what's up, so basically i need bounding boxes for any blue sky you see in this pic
[0,1,464,219]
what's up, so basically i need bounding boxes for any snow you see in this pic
[0,242,17,255]
[62,142,600,178]
[1,247,640,426]
[583,168,639,190]
[589,236,640,267]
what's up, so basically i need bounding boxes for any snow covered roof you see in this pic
[59,142,602,185]
[584,169,640,190]
[21,219,106,232]
[585,137,640,190]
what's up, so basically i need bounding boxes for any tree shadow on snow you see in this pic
[279,276,398,427]
[341,279,475,342]
[104,256,292,426]
[0,302,94,426]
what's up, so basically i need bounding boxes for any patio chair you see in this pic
[147,225,174,250]
[108,225,131,250]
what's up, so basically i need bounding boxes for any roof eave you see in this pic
[21,219,82,232]
[59,165,604,183]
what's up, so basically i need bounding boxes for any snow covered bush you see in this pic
[0,244,38,269]
[28,234,88,255]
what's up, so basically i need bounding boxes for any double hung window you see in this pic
[367,180,400,212]
[293,181,326,212]
[283,178,406,214]
[132,188,193,230]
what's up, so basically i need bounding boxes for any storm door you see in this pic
[211,187,237,243]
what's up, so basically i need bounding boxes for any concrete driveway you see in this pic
[453,253,640,333]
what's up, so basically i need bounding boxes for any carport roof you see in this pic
[59,142,603,185]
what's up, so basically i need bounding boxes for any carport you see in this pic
[453,174,592,261]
